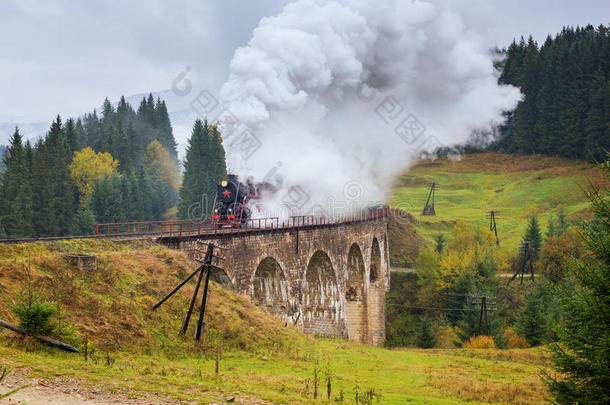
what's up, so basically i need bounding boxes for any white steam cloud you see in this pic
[220,0,521,217]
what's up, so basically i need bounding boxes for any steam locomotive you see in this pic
[212,175,259,226]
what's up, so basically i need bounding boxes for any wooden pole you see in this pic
[152,265,203,310]
[195,265,212,341]
[0,319,79,353]
[181,264,206,335]
[483,297,488,335]
[478,298,484,335]
[195,244,215,341]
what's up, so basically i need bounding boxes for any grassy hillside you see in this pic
[0,239,304,355]
[389,153,608,253]
[0,239,552,403]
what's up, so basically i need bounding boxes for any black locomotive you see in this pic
[212,175,259,226]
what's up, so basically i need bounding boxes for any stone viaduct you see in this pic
[158,212,390,345]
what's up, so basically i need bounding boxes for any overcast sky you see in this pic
[0,0,608,140]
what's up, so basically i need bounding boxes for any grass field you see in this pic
[389,152,607,253]
[0,341,550,404]
[0,239,553,404]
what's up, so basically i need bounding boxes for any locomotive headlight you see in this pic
[221,180,228,187]
[228,208,233,212]
[214,209,218,213]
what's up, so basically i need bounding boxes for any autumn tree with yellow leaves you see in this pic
[69,147,119,205]
[414,220,509,342]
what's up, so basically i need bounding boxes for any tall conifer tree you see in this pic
[1,127,34,237]
[178,119,210,219]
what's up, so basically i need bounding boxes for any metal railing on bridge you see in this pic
[95,205,389,238]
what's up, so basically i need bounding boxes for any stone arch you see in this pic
[345,243,368,343]
[370,237,381,283]
[302,250,342,337]
[209,266,234,289]
[252,257,290,317]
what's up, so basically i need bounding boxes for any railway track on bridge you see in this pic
[0,206,389,244]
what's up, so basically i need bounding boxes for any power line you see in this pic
[386,303,496,312]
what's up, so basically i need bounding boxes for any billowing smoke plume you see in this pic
[220,0,520,217]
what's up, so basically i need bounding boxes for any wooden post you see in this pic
[478,297,484,335]
[0,319,79,353]
[181,265,205,335]
[195,264,212,341]
[483,297,488,335]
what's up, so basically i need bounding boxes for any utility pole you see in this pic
[486,210,500,247]
[152,241,226,341]
[470,295,497,335]
[422,182,438,216]
[508,241,535,285]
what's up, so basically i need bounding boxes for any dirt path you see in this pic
[1,372,176,405]
[1,370,270,405]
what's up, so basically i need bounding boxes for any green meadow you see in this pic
[0,341,550,404]
[389,153,605,253]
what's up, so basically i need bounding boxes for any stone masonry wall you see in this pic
[159,218,389,345]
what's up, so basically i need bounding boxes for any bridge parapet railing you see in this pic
[95,205,389,238]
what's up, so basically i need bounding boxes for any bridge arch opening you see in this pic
[345,243,368,343]
[252,257,290,317]
[370,237,381,283]
[303,250,342,337]
[209,266,233,289]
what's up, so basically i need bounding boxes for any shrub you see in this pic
[463,335,496,349]
[435,325,460,348]
[504,327,530,349]
[11,290,58,336]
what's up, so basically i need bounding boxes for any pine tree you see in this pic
[154,98,177,160]
[31,116,77,236]
[126,121,143,169]
[513,37,540,153]
[120,173,141,221]
[70,205,97,235]
[48,116,77,235]
[434,234,446,255]
[415,317,436,348]
[135,166,153,221]
[515,290,548,346]
[533,36,560,154]
[63,117,79,156]
[91,174,124,223]
[584,70,610,160]
[1,127,34,237]
[178,119,210,219]
[544,157,610,403]
[208,123,227,197]
[548,210,570,237]
[31,138,52,234]
[523,216,543,259]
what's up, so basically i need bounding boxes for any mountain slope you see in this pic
[390,152,608,251]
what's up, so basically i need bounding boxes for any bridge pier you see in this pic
[160,218,389,345]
